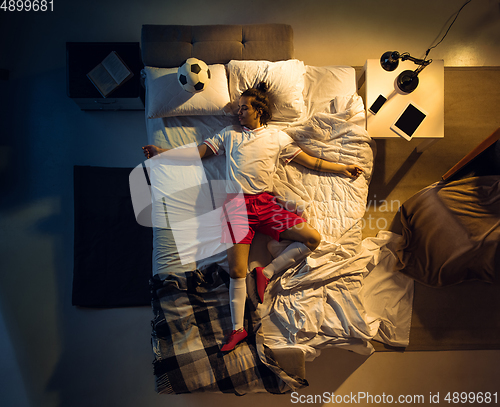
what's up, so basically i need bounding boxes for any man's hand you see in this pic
[142,145,167,159]
[340,164,364,179]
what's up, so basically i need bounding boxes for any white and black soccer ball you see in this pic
[177,58,211,93]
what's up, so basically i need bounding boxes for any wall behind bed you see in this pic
[1,0,500,78]
[1,1,499,407]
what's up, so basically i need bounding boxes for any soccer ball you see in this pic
[177,58,211,93]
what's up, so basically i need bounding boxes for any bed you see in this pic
[133,24,414,395]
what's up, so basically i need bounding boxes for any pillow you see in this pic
[227,60,306,122]
[303,66,357,114]
[144,64,231,118]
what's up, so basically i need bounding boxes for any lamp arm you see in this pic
[413,60,432,76]
[398,52,433,77]
[400,53,432,68]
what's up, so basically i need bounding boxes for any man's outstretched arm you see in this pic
[292,152,363,179]
[142,143,214,160]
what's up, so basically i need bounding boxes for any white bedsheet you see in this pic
[259,232,414,359]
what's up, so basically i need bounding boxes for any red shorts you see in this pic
[221,192,306,244]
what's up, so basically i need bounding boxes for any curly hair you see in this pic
[241,82,272,125]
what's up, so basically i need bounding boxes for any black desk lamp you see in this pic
[380,0,473,93]
[380,51,432,93]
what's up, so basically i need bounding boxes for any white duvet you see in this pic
[275,94,372,244]
[255,96,414,359]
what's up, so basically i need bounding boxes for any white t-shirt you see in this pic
[204,125,301,194]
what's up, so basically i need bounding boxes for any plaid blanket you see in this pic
[150,263,308,395]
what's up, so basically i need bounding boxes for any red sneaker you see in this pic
[254,267,270,304]
[221,328,248,352]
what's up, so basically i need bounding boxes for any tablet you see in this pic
[390,102,427,141]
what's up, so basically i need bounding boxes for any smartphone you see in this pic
[369,94,387,115]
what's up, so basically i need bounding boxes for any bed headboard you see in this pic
[141,24,294,68]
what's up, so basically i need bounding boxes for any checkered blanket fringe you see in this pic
[150,263,306,394]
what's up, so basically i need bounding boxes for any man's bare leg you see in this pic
[255,223,321,302]
[279,222,321,252]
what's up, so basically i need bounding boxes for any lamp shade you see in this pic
[397,70,419,93]
[380,51,400,71]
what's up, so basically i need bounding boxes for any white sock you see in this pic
[267,239,293,258]
[229,277,246,331]
[262,241,312,279]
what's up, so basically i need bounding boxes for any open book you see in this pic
[87,51,134,97]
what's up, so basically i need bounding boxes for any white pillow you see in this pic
[227,60,306,122]
[144,64,231,118]
[303,66,357,114]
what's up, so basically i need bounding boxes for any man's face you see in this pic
[238,96,261,130]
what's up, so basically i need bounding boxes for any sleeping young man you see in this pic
[142,82,364,352]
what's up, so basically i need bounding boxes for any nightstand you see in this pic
[66,42,145,111]
[360,59,444,152]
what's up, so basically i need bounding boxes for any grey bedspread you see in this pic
[392,175,500,286]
